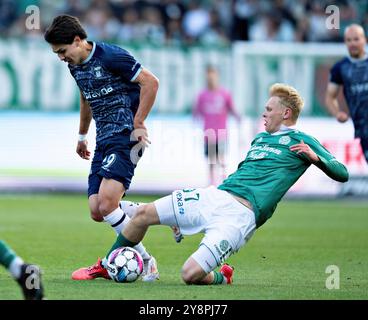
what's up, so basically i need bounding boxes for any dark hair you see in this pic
[206,64,217,72]
[44,15,87,44]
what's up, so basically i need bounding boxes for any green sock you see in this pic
[211,271,226,285]
[106,234,138,259]
[0,240,17,269]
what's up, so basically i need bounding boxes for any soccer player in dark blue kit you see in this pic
[325,24,368,163]
[44,15,159,281]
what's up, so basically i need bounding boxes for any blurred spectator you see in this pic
[199,8,229,46]
[116,6,142,43]
[63,0,89,17]
[249,11,295,42]
[0,0,17,36]
[83,5,118,40]
[231,0,258,41]
[274,0,298,28]
[337,0,358,38]
[308,1,333,41]
[166,18,184,46]
[141,6,166,45]
[182,0,210,43]
[161,0,186,27]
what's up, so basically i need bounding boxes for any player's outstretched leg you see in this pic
[121,200,184,243]
[72,202,160,281]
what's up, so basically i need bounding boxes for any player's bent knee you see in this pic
[181,259,207,285]
[88,195,102,221]
[181,267,203,285]
[98,199,116,216]
[133,204,157,226]
[90,210,103,222]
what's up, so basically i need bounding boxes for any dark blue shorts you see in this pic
[88,132,143,197]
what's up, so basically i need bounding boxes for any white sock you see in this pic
[119,202,151,260]
[9,256,24,279]
[133,243,151,261]
[103,207,129,235]
[103,207,151,261]
[119,200,143,218]
[101,257,107,268]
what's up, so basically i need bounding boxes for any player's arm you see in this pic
[290,140,349,182]
[227,92,241,123]
[192,95,203,124]
[132,67,159,146]
[76,91,92,160]
[325,82,349,123]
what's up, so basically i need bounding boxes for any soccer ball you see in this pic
[106,247,144,283]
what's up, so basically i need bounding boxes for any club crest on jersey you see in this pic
[102,154,116,171]
[279,136,291,145]
[219,240,229,251]
[94,66,102,78]
[215,240,232,263]
[255,137,263,143]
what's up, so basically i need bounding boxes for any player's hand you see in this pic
[172,226,184,243]
[290,140,319,163]
[76,140,91,160]
[336,111,349,123]
[133,119,151,148]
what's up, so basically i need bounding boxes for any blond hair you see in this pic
[269,83,304,121]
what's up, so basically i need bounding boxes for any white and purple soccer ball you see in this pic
[106,247,144,283]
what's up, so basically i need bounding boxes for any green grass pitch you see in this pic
[0,194,367,300]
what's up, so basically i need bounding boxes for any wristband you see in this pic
[78,134,87,142]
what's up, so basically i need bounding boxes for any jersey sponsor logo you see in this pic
[102,154,116,171]
[175,190,185,215]
[248,144,283,160]
[248,151,267,159]
[249,144,282,155]
[84,85,113,99]
[279,136,291,145]
[350,82,368,95]
[94,66,102,78]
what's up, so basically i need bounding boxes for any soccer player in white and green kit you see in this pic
[78,83,349,285]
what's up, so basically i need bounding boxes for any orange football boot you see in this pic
[71,258,110,280]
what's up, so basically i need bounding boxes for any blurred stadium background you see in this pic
[0,0,367,197]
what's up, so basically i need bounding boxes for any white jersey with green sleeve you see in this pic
[218,128,349,228]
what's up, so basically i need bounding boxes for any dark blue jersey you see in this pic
[329,55,368,138]
[69,42,142,143]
